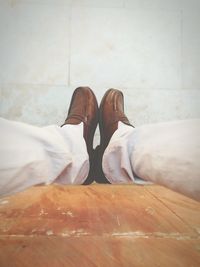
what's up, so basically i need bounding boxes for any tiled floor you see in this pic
[0,184,199,266]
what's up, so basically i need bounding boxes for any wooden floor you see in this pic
[0,184,199,267]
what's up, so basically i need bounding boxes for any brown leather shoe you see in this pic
[62,87,98,184]
[95,89,133,183]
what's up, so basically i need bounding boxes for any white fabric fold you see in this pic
[0,118,89,196]
[103,120,200,201]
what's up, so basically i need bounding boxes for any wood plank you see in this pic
[0,184,196,236]
[0,236,199,267]
[0,184,199,266]
[146,185,200,234]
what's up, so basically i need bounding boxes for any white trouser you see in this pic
[103,120,200,201]
[0,118,200,201]
[0,118,89,196]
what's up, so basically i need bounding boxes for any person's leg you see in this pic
[0,87,98,196]
[0,118,89,196]
[132,119,200,200]
[100,89,200,201]
[103,120,200,201]
[95,89,133,183]
[60,86,98,184]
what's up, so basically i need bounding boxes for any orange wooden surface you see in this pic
[0,184,199,266]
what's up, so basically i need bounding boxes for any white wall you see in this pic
[0,0,200,140]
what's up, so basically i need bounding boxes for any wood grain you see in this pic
[0,184,199,266]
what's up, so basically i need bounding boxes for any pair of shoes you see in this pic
[62,87,133,184]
